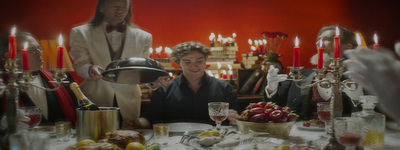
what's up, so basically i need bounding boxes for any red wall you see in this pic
[1,0,400,73]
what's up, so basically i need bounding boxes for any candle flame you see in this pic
[217,62,221,69]
[335,26,340,36]
[356,33,362,46]
[169,72,173,77]
[149,47,153,53]
[232,33,236,37]
[207,70,213,76]
[374,33,378,44]
[263,39,267,44]
[11,27,16,35]
[211,33,215,37]
[222,70,227,75]
[319,39,323,48]
[228,64,232,70]
[248,39,252,45]
[258,40,262,44]
[156,46,162,53]
[58,34,63,46]
[295,36,299,47]
[24,42,28,50]
[254,40,259,45]
[251,46,256,51]
[228,70,233,75]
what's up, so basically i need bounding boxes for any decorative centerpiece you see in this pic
[236,102,298,138]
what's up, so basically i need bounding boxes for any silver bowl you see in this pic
[102,57,169,84]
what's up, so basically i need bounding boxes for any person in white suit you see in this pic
[69,0,170,125]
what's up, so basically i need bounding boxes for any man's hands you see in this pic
[152,76,171,87]
[266,65,287,93]
[89,65,104,80]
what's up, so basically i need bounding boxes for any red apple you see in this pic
[257,101,268,107]
[249,107,265,116]
[264,102,276,109]
[274,105,282,110]
[282,106,292,113]
[264,108,275,116]
[249,113,268,123]
[268,110,287,123]
[246,103,263,110]
[287,113,298,122]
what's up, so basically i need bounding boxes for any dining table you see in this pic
[42,121,400,150]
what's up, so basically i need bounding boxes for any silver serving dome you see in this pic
[102,57,169,84]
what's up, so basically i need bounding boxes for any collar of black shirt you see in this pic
[176,72,212,86]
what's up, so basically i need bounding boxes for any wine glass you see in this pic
[208,102,229,129]
[21,106,42,129]
[317,102,331,132]
[334,117,364,150]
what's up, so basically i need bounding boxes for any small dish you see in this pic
[295,121,325,131]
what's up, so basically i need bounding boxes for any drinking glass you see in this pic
[208,102,229,129]
[153,124,169,145]
[317,102,331,132]
[21,106,42,129]
[334,117,364,150]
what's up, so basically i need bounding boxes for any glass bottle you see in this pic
[70,82,100,110]
[351,95,385,148]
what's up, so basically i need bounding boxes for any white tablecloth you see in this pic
[45,122,400,150]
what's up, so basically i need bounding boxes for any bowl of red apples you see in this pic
[236,102,298,139]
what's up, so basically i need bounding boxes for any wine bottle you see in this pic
[70,82,100,110]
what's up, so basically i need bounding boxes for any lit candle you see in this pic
[22,42,29,71]
[222,70,227,79]
[254,40,259,53]
[8,27,17,59]
[169,72,173,80]
[251,46,256,53]
[156,46,162,58]
[232,33,236,43]
[317,39,324,69]
[293,36,300,67]
[149,48,153,58]
[217,34,222,45]
[248,39,253,53]
[57,34,64,69]
[228,64,233,80]
[334,26,341,58]
[165,47,171,58]
[373,33,379,51]
[207,70,213,77]
[217,62,221,78]
[356,33,362,47]
[209,33,215,47]
[258,40,263,53]
[262,39,267,53]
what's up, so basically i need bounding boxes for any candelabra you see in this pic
[1,59,67,135]
[288,58,358,150]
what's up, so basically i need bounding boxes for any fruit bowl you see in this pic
[236,120,295,139]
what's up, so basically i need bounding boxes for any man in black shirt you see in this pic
[122,42,240,129]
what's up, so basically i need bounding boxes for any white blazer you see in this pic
[69,24,152,120]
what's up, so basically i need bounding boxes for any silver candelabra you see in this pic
[1,59,67,135]
[288,58,358,150]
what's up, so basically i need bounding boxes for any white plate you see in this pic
[166,122,213,133]
[295,121,325,131]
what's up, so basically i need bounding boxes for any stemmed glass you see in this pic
[317,102,331,132]
[208,102,229,130]
[334,117,364,150]
[21,106,42,129]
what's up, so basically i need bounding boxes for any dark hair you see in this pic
[318,25,357,49]
[171,42,211,64]
[0,31,34,60]
[88,0,132,26]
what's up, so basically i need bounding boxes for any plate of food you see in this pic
[166,122,213,133]
[295,119,325,131]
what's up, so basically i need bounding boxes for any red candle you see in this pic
[293,36,300,67]
[373,34,379,51]
[248,39,253,53]
[149,48,153,58]
[57,35,64,69]
[222,70,227,79]
[228,70,233,80]
[317,39,324,69]
[8,27,17,59]
[334,26,341,58]
[22,42,29,71]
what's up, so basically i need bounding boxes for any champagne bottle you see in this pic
[70,82,100,110]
